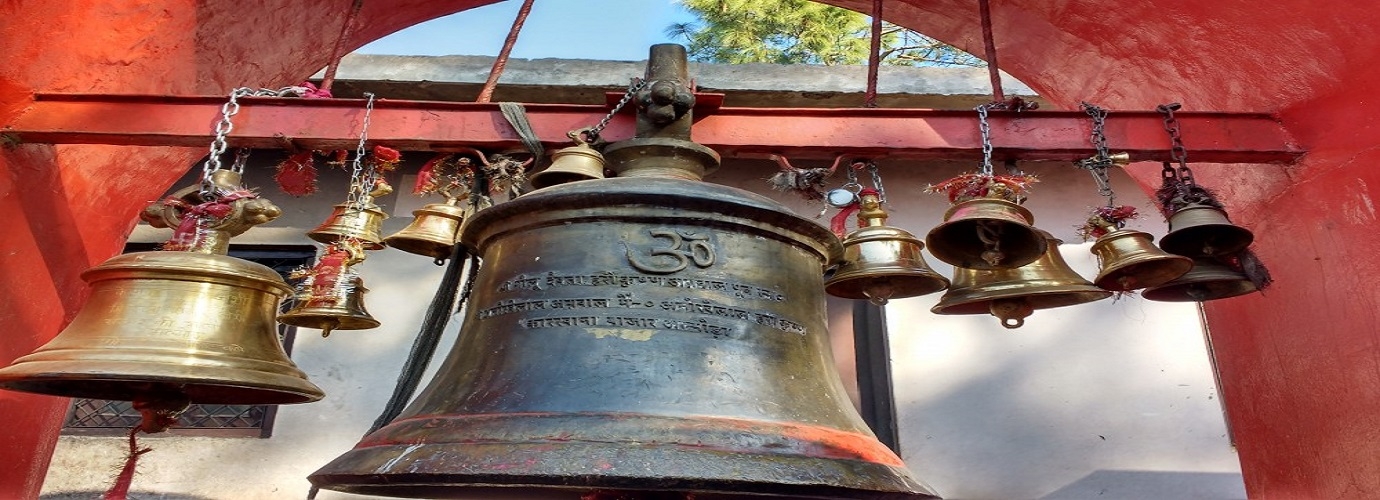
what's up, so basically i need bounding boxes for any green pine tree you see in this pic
[666,0,985,66]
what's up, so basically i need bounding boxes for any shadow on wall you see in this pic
[1039,470,1246,500]
[43,493,216,500]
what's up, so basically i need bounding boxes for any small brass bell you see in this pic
[308,202,388,250]
[279,273,380,337]
[925,197,1046,270]
[279,241,380,337]
[1090,229,1193,291]
[933,231,1111,329]
[1142,258,1258,302]
[529,139,606,189]
[1159,204,1254,257]
[0,179,322,405]
[826,191,948,305]
[383,200,468,261]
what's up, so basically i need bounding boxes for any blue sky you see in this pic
[358,0,698,61]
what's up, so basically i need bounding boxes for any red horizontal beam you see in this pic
[3,93,1303,163]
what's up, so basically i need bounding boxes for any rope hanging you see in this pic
[319,0,365,93]
[476,0,537,103]
[977,0,1004,102]
[864,0,884,108]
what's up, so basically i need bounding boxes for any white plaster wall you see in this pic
[39,156,1244,499]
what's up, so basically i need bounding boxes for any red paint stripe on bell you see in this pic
[363,412,905,467]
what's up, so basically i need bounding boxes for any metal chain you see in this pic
[586,78,647,143]
[1157,102,1195,185]
[976,104,995,175]
[230,148,251,174]
[1079,102,1116,205]
[345,92,377,212]
[866,162,886,203]
[843,162,861,192]
[201,86,311,197]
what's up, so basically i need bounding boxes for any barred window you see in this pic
[61,245,315,438]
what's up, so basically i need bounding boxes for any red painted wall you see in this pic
[2,0,1378,498]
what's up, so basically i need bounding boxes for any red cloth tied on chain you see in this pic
[274,150,318,197]
[161,190,258,251]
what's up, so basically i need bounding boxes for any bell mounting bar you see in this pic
[3,93,1303,164]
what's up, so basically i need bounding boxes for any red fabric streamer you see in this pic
[103,428,151,500]
[414,154,447,194]
[274,150,318,197]
[161,190,257,251]
[372,145,401,164]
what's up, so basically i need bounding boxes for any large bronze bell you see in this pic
[310,44,939,500]
[279,273,380,337]
[1158,204,1254,257]
[826,191,948,305]
[925,197,1046,270]
[1142,258,1258,302]
[1090,229,1193,291]
[308,201,388,250]
[933,231,1112,329]
[529,139,606,189]
[0,178,323,406]
[384,199,469,260]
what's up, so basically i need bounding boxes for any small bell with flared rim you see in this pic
[1159,204,1254,257]
[279,241,380,337]
[933,231,1111,329]
[1142,257,1259,302]
[826,191,948,305]
[307,202,388,250]
[925,197,1046,270]
[384,199,469,261]
[529,132,607,189]
[1091,229,1193,291]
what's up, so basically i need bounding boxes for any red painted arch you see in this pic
[3,1,1379,497]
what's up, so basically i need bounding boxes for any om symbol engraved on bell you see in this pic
[626,228,716,273]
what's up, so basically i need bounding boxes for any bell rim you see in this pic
[310,412,938,499]
[825,268,951,300]
[0,359,323,404]
[931,286,1112,315]
[277,310,381,330]
[382,237,457,260]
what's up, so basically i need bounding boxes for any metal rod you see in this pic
[864,0,884,108]
[977,0,1004,102]
[476,0,536,103]
[319,0,366,92]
